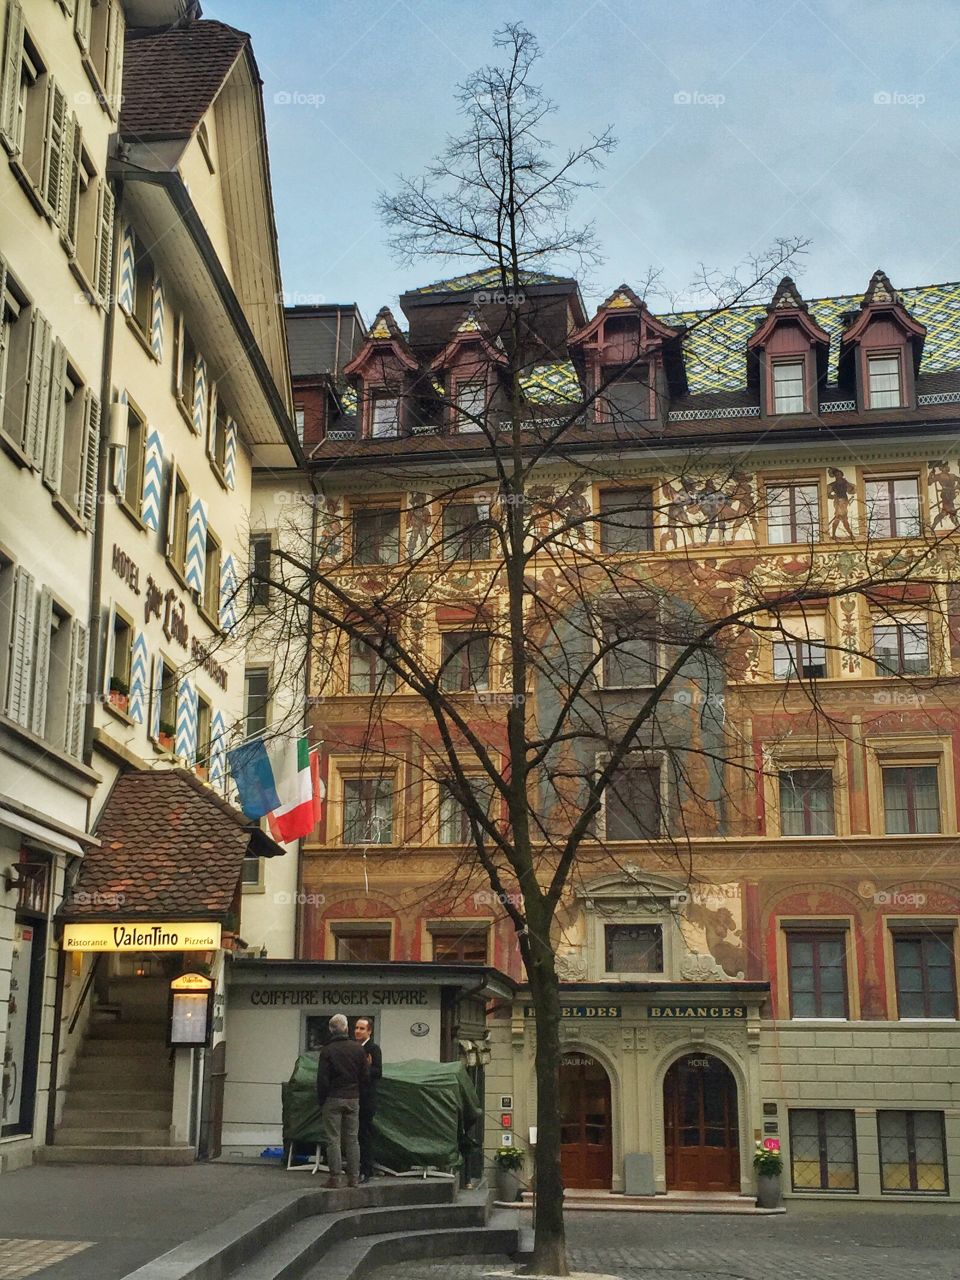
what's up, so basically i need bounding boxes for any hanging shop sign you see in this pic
[647,1004,747,1020]
[62,921,222,952]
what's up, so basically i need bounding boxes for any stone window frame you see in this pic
[864,735,956,839]
[774,915,860,1021]
[882,916,959,1022]
[762,739,849,839]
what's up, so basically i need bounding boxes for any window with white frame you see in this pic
[779,768,835,836]
[371,393,400,438]
[766,481,820,544]
[342,776,394,844]
[772,361,805,414]
[244,667,270,739]
[865,476,921,539]
[772,614,828,680]
[348,635,396,694]
[873,612,930,676]
[455,380,486,431]
[868,354,902,409]
[882,765,941,834]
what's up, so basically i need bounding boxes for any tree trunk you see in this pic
[526,920,568,1276]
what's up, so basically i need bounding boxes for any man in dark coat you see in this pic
[354,1016,382,1181]
[316,1013,369,1187]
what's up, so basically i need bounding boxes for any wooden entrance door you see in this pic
[559,1052,612,1190]
[664,1054,740,1192]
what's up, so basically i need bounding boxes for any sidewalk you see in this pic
[0,1162,287,1280]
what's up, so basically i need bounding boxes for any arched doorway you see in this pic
[663,1053,740,1192]
[559,1052,613,1189]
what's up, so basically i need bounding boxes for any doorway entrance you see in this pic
[663,1053,740,1191]
[559,1052,612,1189]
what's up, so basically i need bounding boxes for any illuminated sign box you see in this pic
[63,922,222,952]
[169,973,214,1047]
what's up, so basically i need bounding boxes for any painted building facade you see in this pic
[295,266,960,1202]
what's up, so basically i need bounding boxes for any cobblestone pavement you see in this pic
[370,1203,960,1280]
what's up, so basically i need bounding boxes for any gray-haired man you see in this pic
[316,1013,370,1188]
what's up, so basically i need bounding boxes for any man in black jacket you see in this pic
[316,1013,369,1188]
[354,1016,382,1181]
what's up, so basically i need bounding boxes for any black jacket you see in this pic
[316,1032,370,1104]
[359,1038,382,1104]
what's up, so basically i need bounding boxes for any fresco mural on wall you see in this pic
[679,882,746,979]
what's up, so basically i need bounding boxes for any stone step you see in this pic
[80,1039,168,1058]
[60,1107,171,1129]
[230,1201,488,1280]
[65,1089,173,1111]
[516,1189,782,1215]
[54,1127,173,1146]
[70,1062,173,1087]
[302,1221,518,1280]
[37,1143,194,1166]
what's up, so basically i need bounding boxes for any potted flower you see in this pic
[492,1145,524,1202]
[753,1141,783,1208]
[158,720,175,752]
[108,676,129,714]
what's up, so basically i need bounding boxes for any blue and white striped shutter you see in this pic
[117,225,135,314]
[140,426,164,530]
[150,276,164,360]
[208,709,227,788]
[223,418,237,490]
[149,652,163,741]
[191,354,207,435]
[128,630,148,723]
[184,496,208,594]
[175,675,197,763]
[219,553,238,632]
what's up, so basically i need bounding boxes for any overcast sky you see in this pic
[207,0,960,324]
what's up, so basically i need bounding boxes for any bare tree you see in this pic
[228,27,959,1276]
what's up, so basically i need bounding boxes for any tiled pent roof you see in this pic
[667,281,960,393]
[120,20,248,140]
[62,770,256,921]
[410,267,571,295]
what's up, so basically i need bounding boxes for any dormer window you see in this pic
[772,361,805,414]
[867,354,901,409]
[455,380,486,432]
[371,394,400,438]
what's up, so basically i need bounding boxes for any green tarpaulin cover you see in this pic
[281,1055,482,1171]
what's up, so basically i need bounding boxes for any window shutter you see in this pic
[0,0,24,155]
[108,388,126,494]
[175,675,197,764]
[60,113,81,252]
[117,224,134,314]
[149,652,163,742]
[94,180,114,307]
[66,618,88,757]
[24,309,53,464]
[42,80,67,220]
[208,708,227,788]
[206,382,217,460]
[163,451,177,556]
[42,338,67,490]
[30,586,53,737]
[150,275,164,360]
[140,425,163,530]
[104,0,122,107]
[172,313,182,398]
[5,565,36,726]
[128,629,148,723]
[184,496,208,594]
[0,252,8,424]
[74,0,91,53]
[191,353,207,435]
[223,417,237,490]
[79,388,101,528]
[219,553,238,632]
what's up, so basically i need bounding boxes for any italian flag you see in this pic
[228,736,324,842]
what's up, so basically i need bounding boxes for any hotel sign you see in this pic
[62,922,222,952]
[647,1005,747,1019]
[523,1006,621,1018]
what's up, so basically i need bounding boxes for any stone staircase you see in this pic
[120,1180,520,1280]
[40,978,193,1166]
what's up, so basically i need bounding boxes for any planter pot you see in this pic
[158,733,174,752]
[755,1172,782,1208]
[108,690,128,714]
[494,1166,522,1202]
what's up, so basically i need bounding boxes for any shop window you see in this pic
[868,354,902,409]
[766,481,820,544]
[772,361,805,414]
[370,394,400,438]
[348,635,396,694]
[244,668,270,739]
[442,502,490,561]
[430,924,489,964]
[789,1109,858,1191]
[785,930,848,1017]
[601,619,655,688]
[604,923,663,973]
[438,777,495,844]
[892,930,956,1019]
[332,925,391,962]
[249,533,271,607]
[779,769,835,836]
[440,632,490,692]
[882,766,941,834]
[873,615,929,676]
[865,477,921,539]
[455,380,486,431]
[605,765,662,839]
[202,526,221,622]
[122,401,145,513]
[598,488,653,553]
[109,610,132,710]
[772,615,827,680]
[878,1111,948,1194]
[353,508,400,565]
[342,777,394,845]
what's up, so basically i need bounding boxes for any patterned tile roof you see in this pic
[410,267,571,295]
[666,280,960,393]
[62,769,257,921]
[521,361,581,405]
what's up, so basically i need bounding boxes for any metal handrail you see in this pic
[66,954,102,1035]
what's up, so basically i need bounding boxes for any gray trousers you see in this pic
[322,1096,360,1178]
